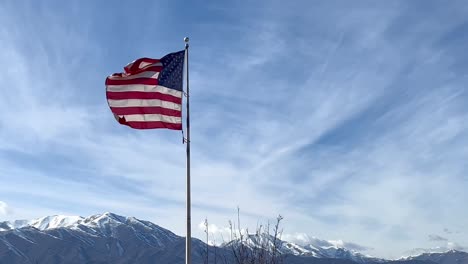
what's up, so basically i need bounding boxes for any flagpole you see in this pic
[184,36,192,264]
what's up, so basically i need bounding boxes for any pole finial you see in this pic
[184,37,189,48]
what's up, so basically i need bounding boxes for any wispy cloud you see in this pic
[429,235,448,242]
[0,0,467,259]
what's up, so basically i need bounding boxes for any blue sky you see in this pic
[1,0,468,258]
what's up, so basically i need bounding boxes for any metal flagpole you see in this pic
[184,36,192,264]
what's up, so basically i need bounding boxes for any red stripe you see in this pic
[121,120,182,130]
[110,107,181,117]
[105,78,159,86]
[106,91,182,104]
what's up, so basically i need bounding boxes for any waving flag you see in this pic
[105,50,185,130]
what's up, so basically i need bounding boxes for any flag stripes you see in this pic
[105,51,185,130]
[119,121,182,130]
[110,106,181,117]
[124,114,181,123]
[106,68,161,80]
[106,91,182,104]
[106,85,183,95]
[105,78,159,86]
[124,58,161,73]
[107,99,181,110]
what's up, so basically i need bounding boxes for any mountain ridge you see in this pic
[0,212,466,264]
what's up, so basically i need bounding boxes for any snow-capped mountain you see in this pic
[0,214,84,231]
[225,232,380,263]
[401,248,467,259]
[0,212,466,264]
[403,250,468,264]
[0,212,180,243]
[0,212,200,264]
[282,241,378,263]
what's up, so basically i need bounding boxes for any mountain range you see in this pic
[0,212,466,264]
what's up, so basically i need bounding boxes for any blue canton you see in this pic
[159,50,185,91]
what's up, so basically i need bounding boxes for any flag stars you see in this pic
[159,50,185,91]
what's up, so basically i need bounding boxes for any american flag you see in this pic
[105,50,185,130]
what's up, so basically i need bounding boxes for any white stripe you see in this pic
[107,99,181,111]
[139,61,161,68]
[107,71,160,80]
[122,114,182,123]
[106,85,183,98]
[125,61,162,71]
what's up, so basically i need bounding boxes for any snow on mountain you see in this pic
[30,215,85,230]
[281,235,381,263]
[1,213,370,261]
[0,212,179,245]
[0,214,84,231]
[401,250,468,264]
[223,232,380,263]
[3,212,465,264]
[401,248,466,259]
[0,212,203,264]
